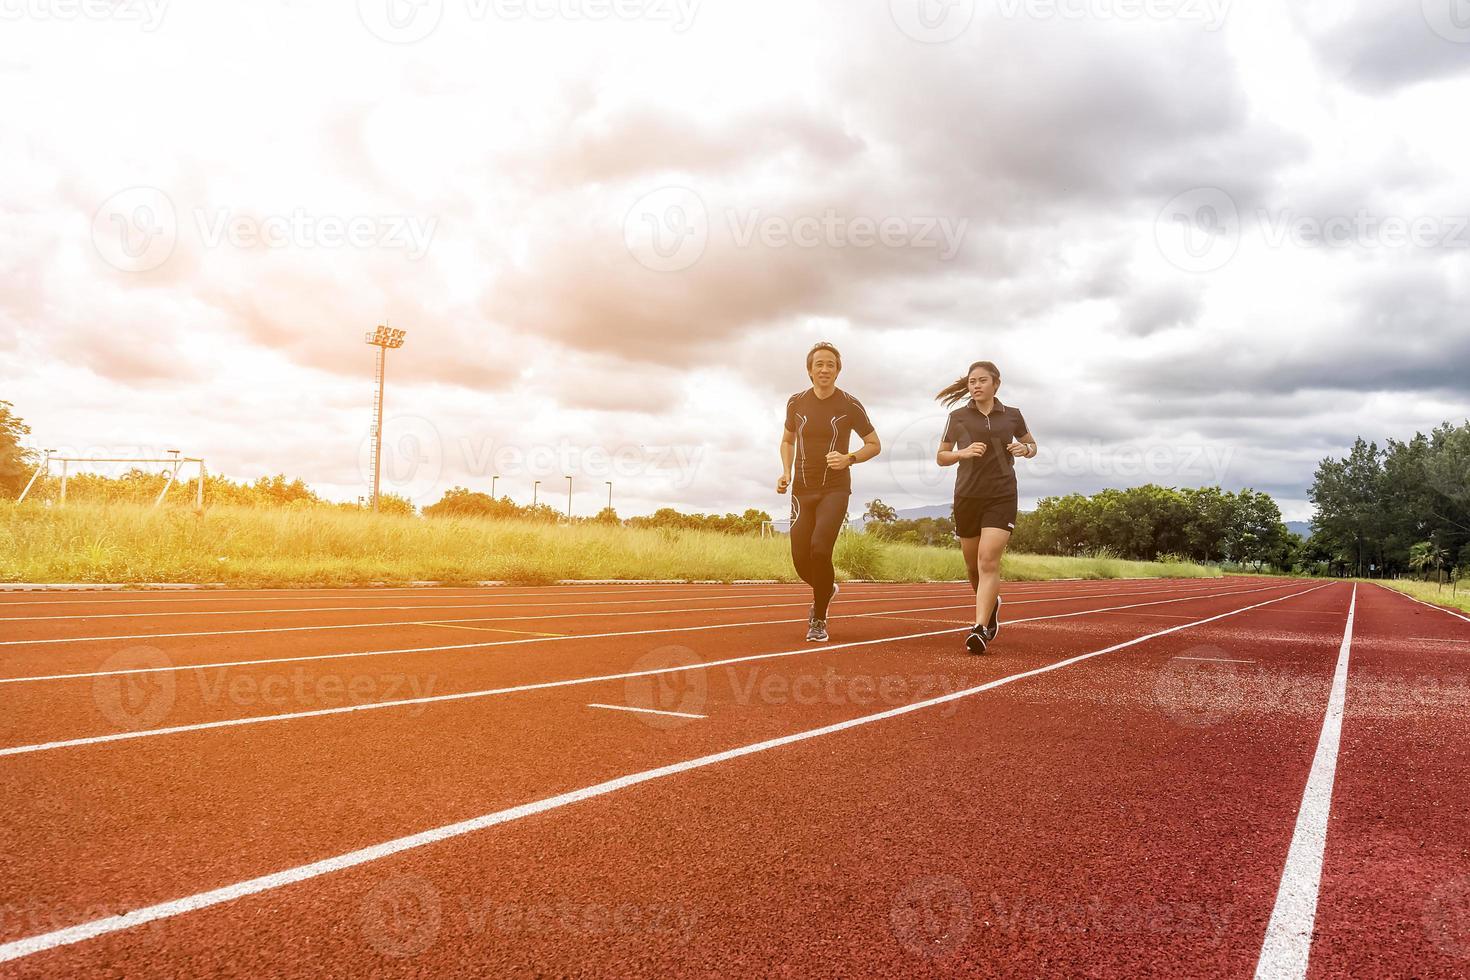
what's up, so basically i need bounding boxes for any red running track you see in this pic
[0,577,1465,978]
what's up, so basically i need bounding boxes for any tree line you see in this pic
[1307,421,1469,578]
[865,485,1293,570]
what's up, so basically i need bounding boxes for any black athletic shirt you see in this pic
[785,388,875,494]
[942,398,1030,499]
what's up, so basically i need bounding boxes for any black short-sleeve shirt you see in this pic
[942,399,1030,499]
[785,388,875,494]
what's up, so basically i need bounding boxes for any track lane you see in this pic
[1307,584,1470,977]
[0,583,1300,750]
[0,583,1325,971]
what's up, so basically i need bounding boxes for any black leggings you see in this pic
[790,490,849,619]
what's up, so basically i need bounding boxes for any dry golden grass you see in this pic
[1,502,1221,587]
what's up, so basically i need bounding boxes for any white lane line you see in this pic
[1253,584,1357,980]
[0,578,1115,609]
[0,582,1238,647]
[0,583,1326,965]
[0,585,959,624]
[0,578,1228,625]
[0,592,965,645]
[0,584,1316,755]
[1373,583,1470,626]
[1173,656,1257,664]
[0,582,1296,687]
[587,703,706,720]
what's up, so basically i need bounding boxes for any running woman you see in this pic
[935,361,1037,654]
[778,342,881,642]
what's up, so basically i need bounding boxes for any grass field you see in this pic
[1368,576,1470,615]
[0,502,1223,587]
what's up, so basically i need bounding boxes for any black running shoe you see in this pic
[985,595,1003,643]
[965,626,989,655]
[807,619,829,643]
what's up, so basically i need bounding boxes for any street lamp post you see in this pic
[533,481,541,507]
[566,476,573,518]
[491,475,498,499]
[605,481,613,512]
[364,324,407,512]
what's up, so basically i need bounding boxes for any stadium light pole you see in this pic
[566,476,573,518]
[364,324,407,512]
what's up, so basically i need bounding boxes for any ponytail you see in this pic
[935,361,1001,407]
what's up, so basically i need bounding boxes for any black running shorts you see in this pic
[953,494,1018,538]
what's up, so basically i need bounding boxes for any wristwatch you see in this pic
[848,454,857,466]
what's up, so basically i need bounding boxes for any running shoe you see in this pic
[965,626,989,655]
[807,619,829,642]
[984,595,1003,643]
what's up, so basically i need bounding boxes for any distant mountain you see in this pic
[1285,521,1313,539]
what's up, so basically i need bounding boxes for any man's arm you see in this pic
[778,428,796,493]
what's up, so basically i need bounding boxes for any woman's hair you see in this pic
[935,361,1001,407]
[806,341,842,372]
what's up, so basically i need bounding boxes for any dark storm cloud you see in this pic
[1113,268,1470,398]
[1113,283,1203,335]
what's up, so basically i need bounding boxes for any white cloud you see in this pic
[3,1,1467,525]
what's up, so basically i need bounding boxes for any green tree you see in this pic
[0,400,37,498]
[864,499,898,525]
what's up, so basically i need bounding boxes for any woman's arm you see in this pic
[1006,431,1038,459]
[937,441,986,467]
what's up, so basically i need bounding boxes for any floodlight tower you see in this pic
[365,324,407,512]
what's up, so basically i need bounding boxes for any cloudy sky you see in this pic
[2,0,1468,520]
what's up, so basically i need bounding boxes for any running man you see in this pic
[778,342,881,642]
[935,360,1037,654]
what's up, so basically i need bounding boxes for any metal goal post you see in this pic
[17,451,208,510]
